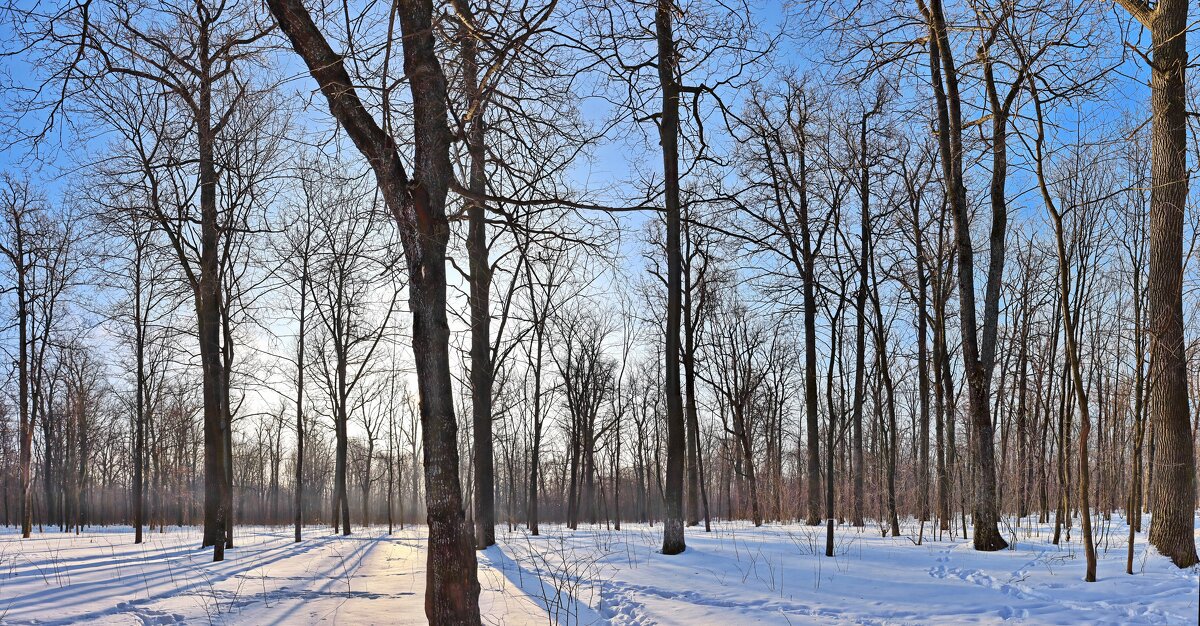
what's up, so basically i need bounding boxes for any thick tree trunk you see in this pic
[1140,0,1200,569]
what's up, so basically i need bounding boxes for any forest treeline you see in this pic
[0,0,1196,623]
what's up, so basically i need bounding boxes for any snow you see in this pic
[0,516,1194,624]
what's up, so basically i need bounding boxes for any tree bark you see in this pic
[1133,0,1200,569]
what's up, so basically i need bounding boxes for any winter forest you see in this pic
[0,0,1196,623]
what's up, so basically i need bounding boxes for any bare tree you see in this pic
[918,0,1006,551]
[1112,0,1199,569]
[307,175,399,536]
[266,0,482,619]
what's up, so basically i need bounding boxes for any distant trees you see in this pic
[0,177,81,538]
[279,168,319,543]
[6,0,279,560]
[0,177,38,539]
[304,172,399,537]
[735,79,829,527]
[552,308,616,529]
[703,304,776,527]
[517,238,568,536]
[96,206,171,545]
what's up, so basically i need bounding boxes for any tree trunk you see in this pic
[457,4,495,551]
[657,0,686,556]
[921,0,1006,551]
[913,199,931,523]
[684,288,701,527]
[802,157,821,527]
[851,115,869,528]
[1033,100,1095,578]
[267,0,483,619]
[133,236,146,545]
[1138,0,1200,569]
[294,242,307,543]
[196,35,229,560]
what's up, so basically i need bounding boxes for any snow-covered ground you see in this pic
[0,515,1194,624]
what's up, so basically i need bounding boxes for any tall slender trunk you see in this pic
[334,355,350,535]
[1033,97,1096,579]
[16,242,30,539]
[913,194,931,522]
[221,295,235,548]
[851,115,870,528]
[657,0,686,556]
[921,0,1006,550]
[825,303,840,555]
[732,398,761,527]
[684,263,701,527]
[134,237,146,545]
[528,324,545,536]
[387,447,394,535]
[196,27,229,560]
[801,154,820,527]
[932,246,954,533]
[871,263,900,537]
[362,440,374,527]
[614,411,622,531]
[294,240,308,543]
[1128,264,1146,554]
[457,4,495,550]
[1015,296,1030,520]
